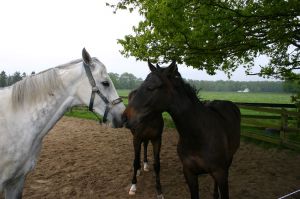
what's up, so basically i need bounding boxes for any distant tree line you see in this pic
[0,70,298,93]
[0,71,32,87]
[109,72,143,90]
[187,79,289,93]
[109,72,298,93]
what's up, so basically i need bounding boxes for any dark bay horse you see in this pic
[123,90,164,198]
[123,61,241,199]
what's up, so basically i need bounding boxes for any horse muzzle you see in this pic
[122,108,138,130]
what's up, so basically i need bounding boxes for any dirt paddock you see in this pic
[19,117,300,199]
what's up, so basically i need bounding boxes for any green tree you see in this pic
[22,72,27,79]
[119,72,139,89]
[284,80,300,93]
[109,0,300,80]
[0,71,7,87]
[12,72,22,84]
[108,72,120,89]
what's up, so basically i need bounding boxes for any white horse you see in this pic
[0,48,125,199]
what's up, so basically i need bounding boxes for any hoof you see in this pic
[129,184,137,195]
[129,190,136,195]
[157,194,164,199]
[136,169,141,176]
[143,162,149,172]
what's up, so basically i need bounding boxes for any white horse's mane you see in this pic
[11,59,84,108]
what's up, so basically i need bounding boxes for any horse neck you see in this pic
[168,92,205,137]
[19,64,85,134]
[47,64,86,110]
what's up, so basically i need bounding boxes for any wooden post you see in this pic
[280,108,288,144]
[297,106,300,128]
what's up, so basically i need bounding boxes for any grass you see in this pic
[199,91,292,104]
[118,89,293,104]
[65,107,100,121]
[118,89,293,103]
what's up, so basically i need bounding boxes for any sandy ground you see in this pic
[15,117,300,199]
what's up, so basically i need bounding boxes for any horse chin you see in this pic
[123,120,135,130]
[111,118,124,128]
[124,118,144,132]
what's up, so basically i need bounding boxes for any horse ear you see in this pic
[167,60,178,75]
[148,59,156,72]
[82,48,92,65]
[156,63,161,69]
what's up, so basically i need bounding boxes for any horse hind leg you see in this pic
[4,175,26,199]
[143,139,150,172]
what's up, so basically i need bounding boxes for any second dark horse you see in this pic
[124,61,241,199]
[123,89,164,199]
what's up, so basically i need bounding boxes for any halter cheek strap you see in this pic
[83,62,123,123]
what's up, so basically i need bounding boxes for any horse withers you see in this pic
[123,89,164,199]
[124,60,240,199]
[0,48,125,199]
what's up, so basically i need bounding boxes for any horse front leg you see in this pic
[183,167,199,199]
[211,169,229,199]
[152,138,164,199]
[129,137,142,195]
[143,139,150,171]
[4,175,26,199]
[213,180,219,199]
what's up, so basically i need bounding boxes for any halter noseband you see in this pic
[83,62,123,123]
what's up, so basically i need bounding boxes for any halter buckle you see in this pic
[111,98,123,105]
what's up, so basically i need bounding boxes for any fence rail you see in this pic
[236,102,300,150]
[120,96,300,150]
[72,96,300,150]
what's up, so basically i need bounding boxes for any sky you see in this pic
[0,0,271,81]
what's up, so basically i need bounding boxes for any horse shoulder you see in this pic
[0,112,41,189]
[207,100,241,151]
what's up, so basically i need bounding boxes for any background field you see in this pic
[118,89,293,103]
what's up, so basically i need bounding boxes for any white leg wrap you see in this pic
[143,162,149,171]
[129,184,137,195]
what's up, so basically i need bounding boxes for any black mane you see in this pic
[180,78,202,105]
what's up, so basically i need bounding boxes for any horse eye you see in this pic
[101,81,110,87]
[147,86,154,91]
[147,85,158,91]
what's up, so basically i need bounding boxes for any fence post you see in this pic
[280,108,288,144]
[297,106,300,128]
